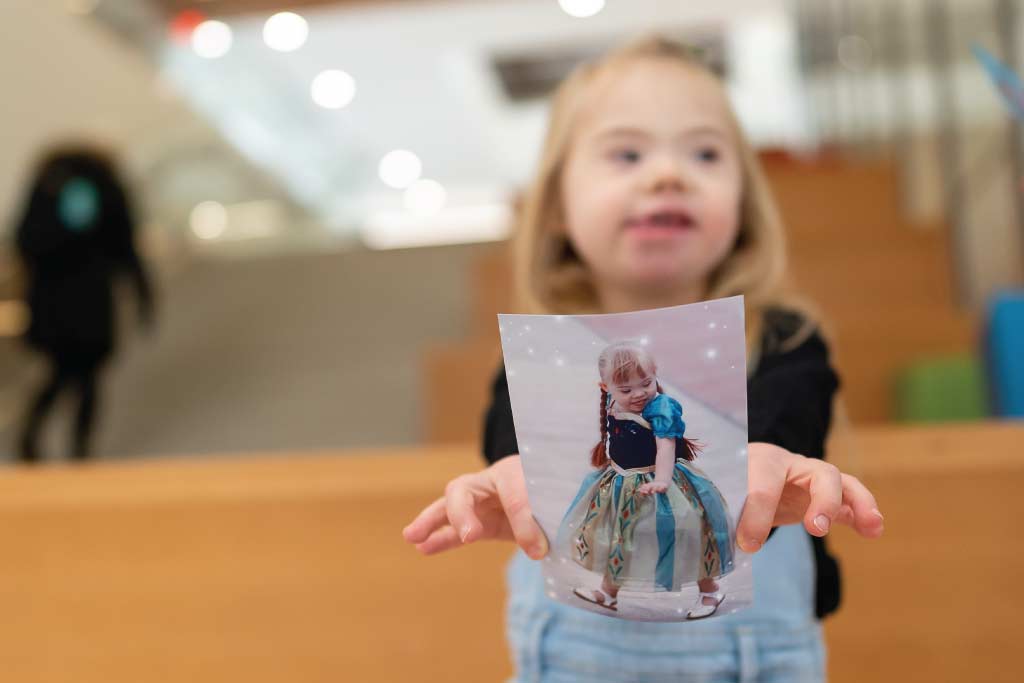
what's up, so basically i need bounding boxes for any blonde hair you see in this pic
[512,35,819,369]
[597,340,657,386]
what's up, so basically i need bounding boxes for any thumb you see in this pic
[492,460,548,559]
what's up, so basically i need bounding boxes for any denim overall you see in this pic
[504,523,824,683]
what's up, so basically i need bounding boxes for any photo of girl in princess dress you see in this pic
[556,341,736,619]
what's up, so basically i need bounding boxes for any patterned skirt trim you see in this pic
[556,460,736,591]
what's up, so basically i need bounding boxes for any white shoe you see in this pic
[573,586,618,611]
[686,591,724,620]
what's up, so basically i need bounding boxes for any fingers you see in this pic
[737,449,787,553]
[840,474,885,538]
[403,456,548,560]
[445,474,485,545]
[414,525,463,556]
[739,443,884,555]
[493,464,548,559]
[804,461,843,538]
[835,504,855,527]
[402,496,448,544]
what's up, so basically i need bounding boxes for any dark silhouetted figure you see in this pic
[14,145,154,463]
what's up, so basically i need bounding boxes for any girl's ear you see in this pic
[599,381,607,392]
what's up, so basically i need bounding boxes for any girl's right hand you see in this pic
[402,455,549,560]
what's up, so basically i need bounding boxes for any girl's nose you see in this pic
[647,157,687,193]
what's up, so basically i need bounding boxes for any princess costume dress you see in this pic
[556,393,735,593]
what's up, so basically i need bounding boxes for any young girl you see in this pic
[558,341,735,619]
[404,35,884,681]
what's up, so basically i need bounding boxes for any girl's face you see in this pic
[602,370,656,413]
[560,59,743,302]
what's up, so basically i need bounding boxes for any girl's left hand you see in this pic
[637,480,670,496]
[738,442,884,553]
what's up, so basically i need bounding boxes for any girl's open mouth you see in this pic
[625,208,697,232]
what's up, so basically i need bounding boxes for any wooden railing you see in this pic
[1,421,1021,682]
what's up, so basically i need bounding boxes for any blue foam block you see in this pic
[987,290,1024,417]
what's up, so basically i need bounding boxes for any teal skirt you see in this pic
[556,459,735,591]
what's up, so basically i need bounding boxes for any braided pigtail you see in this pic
[675,437,702,462]
[590,388,610,468]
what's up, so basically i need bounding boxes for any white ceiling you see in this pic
[156,0,803,245]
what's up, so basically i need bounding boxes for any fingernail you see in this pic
[814,515,831,533]
[460,525,472,543]
[741,538,761,553]
[872,509,884,521]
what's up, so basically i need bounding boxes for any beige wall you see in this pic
[0,2,203,235]
[1,243,486,459]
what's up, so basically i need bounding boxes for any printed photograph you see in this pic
[499,296,752,621]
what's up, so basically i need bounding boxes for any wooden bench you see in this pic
[0,421,1021,682]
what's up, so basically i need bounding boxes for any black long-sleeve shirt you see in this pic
[481,308,842,619]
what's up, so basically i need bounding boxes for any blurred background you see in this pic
[1,1,1022,681]
[1,0,1022,459]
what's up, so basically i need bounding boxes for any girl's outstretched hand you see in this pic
[737,442,884,553]
[402,455,549,560]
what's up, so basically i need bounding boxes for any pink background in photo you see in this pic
[580,298,747,425]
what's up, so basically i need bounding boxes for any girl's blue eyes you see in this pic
[611,149,642,164]
[608,147,720,165]
[697,147,720,163]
